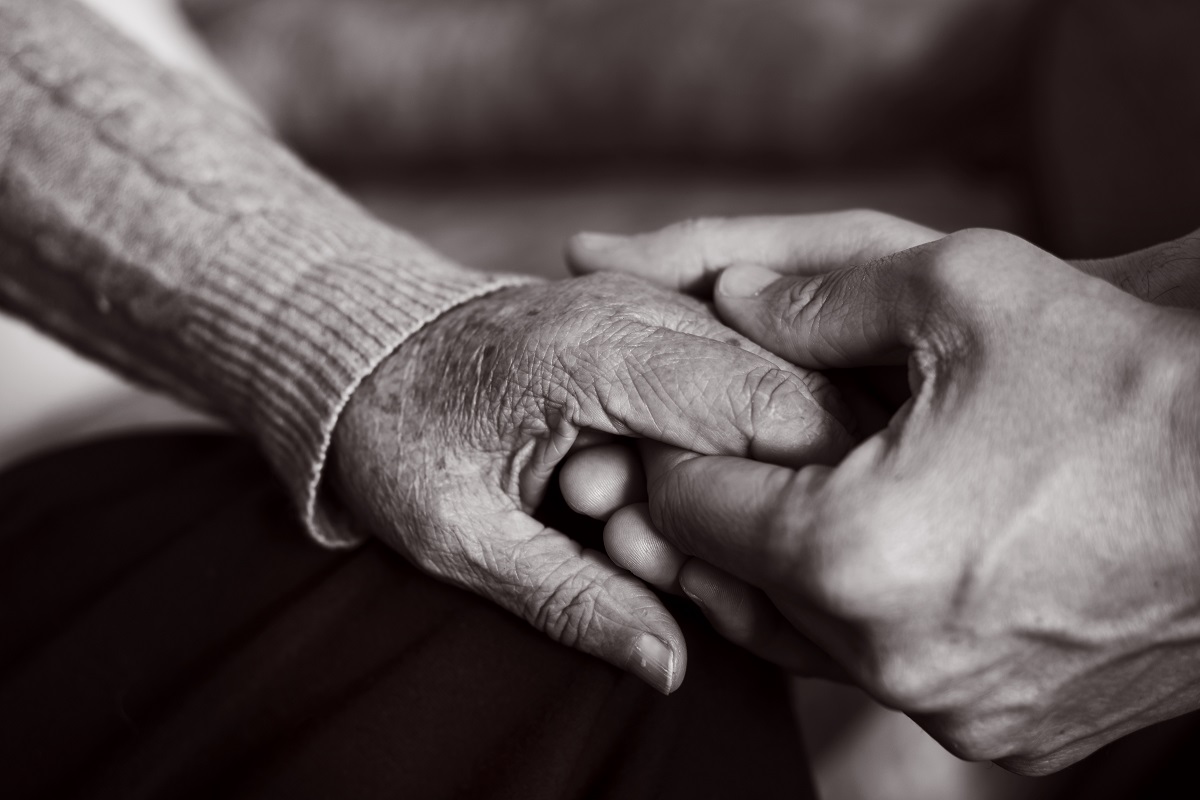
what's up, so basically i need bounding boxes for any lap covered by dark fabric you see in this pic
[0,432,814,800]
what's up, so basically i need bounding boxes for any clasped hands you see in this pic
[334,211,1200,775]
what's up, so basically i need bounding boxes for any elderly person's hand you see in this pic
[329,272,852,693]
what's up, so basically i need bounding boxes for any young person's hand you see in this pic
[603,228,1200,773]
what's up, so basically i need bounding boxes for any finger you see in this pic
[713,252,929,370]
[603,503,687,593]
[638,441,826,591]
[599,499,846,678]
[591,324,855,467]
[479,514,688,694]
[559,443,646,520]
[566,211,941,294]
[662,294,857,435]
[521,426,620,512]
[679,560,846,680]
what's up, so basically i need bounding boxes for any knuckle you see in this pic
[937,714,1025,764]
[759,465,823,577]
[802,503,894,620]
[740,364,803,422]
[781,275,827,330]
[808,558,875,620]
[941,226,1011,252]
[906,232,1010,350]
[923,242,978,295]
[821,568,946,649]
[925,228,1017,290]
[804,527,963,694]
[872,656,942,711]
[943,724,1009,763]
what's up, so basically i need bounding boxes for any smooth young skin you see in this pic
[566,214,1200,773]
[330,272,852,694]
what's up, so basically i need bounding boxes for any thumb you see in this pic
[566,211,941,295]
[478,516,687,694]
[711,245,937,370]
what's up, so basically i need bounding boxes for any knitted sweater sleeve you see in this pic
[0,0,540,546]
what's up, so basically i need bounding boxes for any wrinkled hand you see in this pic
[328,273,851,693]
[606,227,1200,773]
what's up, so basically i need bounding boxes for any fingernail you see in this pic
[681,584,706,611]
[573,232,627,252]
[718,264,779,298]
[631,634,675,695]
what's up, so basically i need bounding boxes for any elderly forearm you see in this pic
[0,0,534,545]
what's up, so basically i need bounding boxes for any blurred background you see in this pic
[3,1,1199,797]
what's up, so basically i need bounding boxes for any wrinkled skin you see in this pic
[567,213,1200,774]
[329,272,850,693]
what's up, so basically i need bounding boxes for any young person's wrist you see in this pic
[1073,232,1200,311]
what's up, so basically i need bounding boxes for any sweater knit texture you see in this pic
[0,0,540,546]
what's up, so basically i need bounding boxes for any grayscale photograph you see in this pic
[1,1,1198,798]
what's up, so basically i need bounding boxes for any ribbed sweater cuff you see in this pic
[197,210,543,547]
[1,0,548,548]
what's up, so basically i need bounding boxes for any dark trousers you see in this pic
[0,433,815,800]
